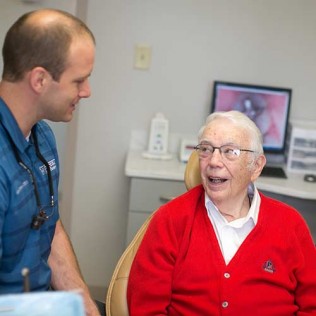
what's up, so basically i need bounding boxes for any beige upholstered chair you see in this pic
[105,151,201,316]
[183,150,201,190]
[105,213,155,316]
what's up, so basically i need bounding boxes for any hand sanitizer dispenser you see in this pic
[142,113,172,160]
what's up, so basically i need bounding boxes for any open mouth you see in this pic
[209,177,227,184]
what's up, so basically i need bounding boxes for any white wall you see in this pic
[2,0,316,296]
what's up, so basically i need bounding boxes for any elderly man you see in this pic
[127,111,316,315]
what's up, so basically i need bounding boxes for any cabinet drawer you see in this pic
[129,178,187,212]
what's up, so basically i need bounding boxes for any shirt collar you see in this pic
[0,97,30,152]
[205,183,261,227]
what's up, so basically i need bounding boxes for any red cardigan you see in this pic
[127,185,316,316]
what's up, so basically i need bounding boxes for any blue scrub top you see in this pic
[0,97,60,293]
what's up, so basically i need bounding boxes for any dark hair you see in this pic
[2,9,95,82]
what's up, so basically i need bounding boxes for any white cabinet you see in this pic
[126,178,186,244]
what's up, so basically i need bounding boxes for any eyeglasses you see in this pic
[194,143,255,161]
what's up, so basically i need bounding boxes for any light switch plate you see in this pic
[134,45,151,70]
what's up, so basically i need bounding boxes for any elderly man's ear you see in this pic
[251,155,266,182]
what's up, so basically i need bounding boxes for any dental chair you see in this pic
[105,151,201,316]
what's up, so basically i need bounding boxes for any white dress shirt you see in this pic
[205,184,261,264]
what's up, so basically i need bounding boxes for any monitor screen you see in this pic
[210,81,292,154]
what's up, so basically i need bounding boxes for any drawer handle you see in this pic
[159,195,175,203]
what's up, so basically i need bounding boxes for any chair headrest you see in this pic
[184,150,202,190]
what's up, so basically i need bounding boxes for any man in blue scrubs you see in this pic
[0,8,101,316]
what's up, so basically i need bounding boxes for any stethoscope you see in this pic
[2,123,55,230]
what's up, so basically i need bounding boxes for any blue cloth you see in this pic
[0,98,60,293]
[0,291,85,316]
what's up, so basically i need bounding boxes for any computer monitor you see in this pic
[210,81,292,161]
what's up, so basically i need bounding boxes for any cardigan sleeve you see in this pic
[127,186,204,316]
[127,205,179,315]
[294,219,316,314]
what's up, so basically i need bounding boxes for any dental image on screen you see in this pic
[211,82,291,153]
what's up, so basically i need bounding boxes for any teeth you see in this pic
[210,178,224,183]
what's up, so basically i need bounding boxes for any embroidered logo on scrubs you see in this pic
[39,159,56,175]
[48,159,56,171]
[263,260,276,273]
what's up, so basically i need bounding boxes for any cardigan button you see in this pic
[224,272,230,278]
[222,301,229,308]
